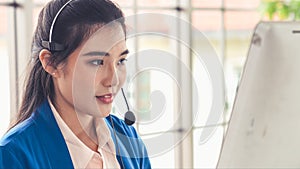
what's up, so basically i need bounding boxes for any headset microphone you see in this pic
[121,88,136,125]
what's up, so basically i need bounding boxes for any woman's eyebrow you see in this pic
[83,49,129,57]
[83,51,109,56]
[120,49,129,56]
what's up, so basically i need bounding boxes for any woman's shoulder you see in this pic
[0,118,37,168]
[0,114,37,148]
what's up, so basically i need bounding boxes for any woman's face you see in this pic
[54,24,128,117]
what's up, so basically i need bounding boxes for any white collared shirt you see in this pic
[49,100,119,169]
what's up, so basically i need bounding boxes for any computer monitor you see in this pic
[218,22,300,168]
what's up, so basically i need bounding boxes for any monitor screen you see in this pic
[218,22,300,168]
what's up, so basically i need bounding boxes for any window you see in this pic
[114,0,261,168]
[0,3,13,137]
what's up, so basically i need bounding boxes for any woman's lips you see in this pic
[96,93,114,104]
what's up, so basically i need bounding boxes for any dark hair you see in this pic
[11,0,125,128]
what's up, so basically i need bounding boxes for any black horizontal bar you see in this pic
[0,2,22,8]
[292,30,300,34]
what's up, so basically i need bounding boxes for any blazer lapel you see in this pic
[34,100,74,169]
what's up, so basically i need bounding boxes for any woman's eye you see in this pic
[89,60,104,66]
[118,58,127,65]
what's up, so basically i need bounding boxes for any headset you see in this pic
[41,0,136,126]
[41,0,72,51]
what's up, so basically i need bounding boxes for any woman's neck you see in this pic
[53,97,99,152]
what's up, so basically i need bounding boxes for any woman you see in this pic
[0,0,151,168]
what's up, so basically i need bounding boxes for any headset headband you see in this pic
[41,0,74,51]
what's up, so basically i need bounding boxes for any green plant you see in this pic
[259,0,300,20]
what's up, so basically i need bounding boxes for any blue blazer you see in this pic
[0,100,151,169]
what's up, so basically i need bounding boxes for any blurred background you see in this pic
[0,0,297,168]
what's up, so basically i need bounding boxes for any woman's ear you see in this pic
[39,49,60,78]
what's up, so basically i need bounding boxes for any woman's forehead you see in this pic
[81,23,126,53]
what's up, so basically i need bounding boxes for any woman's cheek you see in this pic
[118,70,127,86]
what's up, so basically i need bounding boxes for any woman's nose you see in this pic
[101,64,119,87]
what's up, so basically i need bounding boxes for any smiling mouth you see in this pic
[96,93,114,104]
